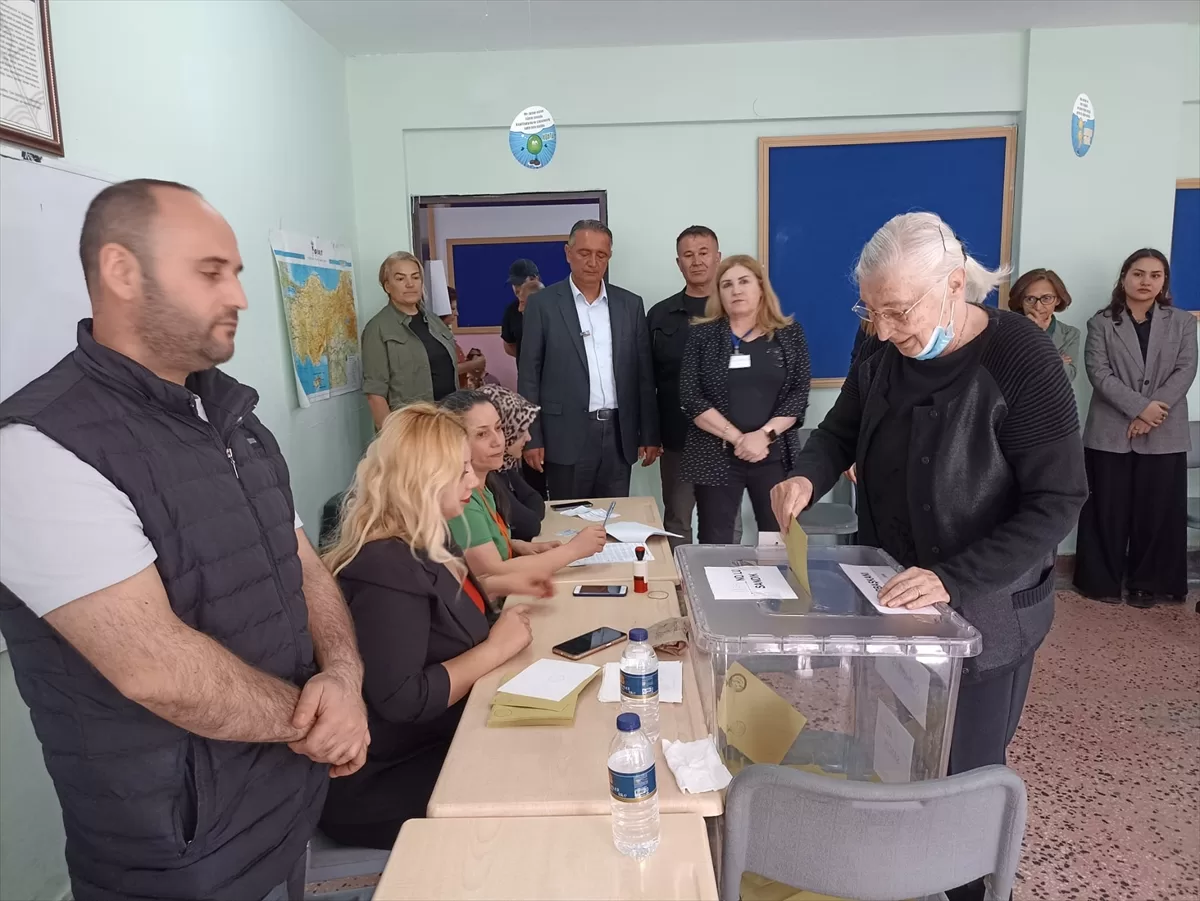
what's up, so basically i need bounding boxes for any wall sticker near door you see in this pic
[1071,93,1095,158]
[510,106,557,169]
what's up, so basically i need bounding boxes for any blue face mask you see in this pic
[914,278,955,360]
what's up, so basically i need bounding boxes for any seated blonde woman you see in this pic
[318,404,551,849]
[439,390,608,584]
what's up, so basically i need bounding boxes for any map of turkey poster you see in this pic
[269,231,362,407]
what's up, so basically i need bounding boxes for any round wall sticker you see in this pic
[1071,93,1095,158]
[509,106,557,169]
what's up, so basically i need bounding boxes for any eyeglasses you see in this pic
[1022,294,1058,308]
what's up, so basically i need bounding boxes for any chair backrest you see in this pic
[1188,421,1200,469]
[721,764,1027,901]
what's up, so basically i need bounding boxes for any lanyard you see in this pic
[731,326,756,354]
[478,489,513,559]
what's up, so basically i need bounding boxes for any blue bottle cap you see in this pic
[617,712,641,732]
[629,628,648,642]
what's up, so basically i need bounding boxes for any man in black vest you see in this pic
[0,180,368,901]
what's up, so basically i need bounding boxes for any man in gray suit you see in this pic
[519,220,660,499]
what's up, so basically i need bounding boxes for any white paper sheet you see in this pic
[839,564,926,615]
[604,521,681,544]
[567,543,655,567]
[576,507,620,523]
[875,656,931,729]
[426,260,452,316]
[598,661,683,703]
[704,566,797,600]
[498,658,600,703]
[873,700,915,784]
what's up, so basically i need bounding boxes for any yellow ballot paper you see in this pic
[785,521,810,595]
[716,662,808,765]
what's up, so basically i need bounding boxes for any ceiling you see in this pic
[282,0,1200,56]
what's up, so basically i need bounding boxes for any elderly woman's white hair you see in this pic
[855,212,1009,305]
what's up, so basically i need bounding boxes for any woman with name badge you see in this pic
[318,405,552,849]
[769,213,1087,901]
[678,254,811,543]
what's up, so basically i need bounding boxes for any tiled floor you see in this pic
[1008,588,1200,900]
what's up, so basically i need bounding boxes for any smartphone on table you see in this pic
[550,500,592,511]
[552,626,627,660]
[573,584,628,598]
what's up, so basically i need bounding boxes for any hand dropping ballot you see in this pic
[758,521,811,596]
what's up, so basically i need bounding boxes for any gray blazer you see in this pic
[1083,304,1197,454]
[1048,317,1081,382]
[517,279,660,466]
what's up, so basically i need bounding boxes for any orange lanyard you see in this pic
[478,489,513,559]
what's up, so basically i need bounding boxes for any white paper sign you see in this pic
[873,700,915,784]
[875,656,931,729]
[704,566,797,600]
[426,259,452,317]
[839,564,930,615]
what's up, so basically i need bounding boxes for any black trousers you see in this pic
[544,415,631,500]
[1074,449,1188,599]
[944,652,1037,901]
[694,457,786,544]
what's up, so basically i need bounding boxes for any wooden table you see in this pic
[375,814,718,900]
[427,581,722,820]
[538,496,679,584]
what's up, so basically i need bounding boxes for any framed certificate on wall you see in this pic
[0,0,64,156]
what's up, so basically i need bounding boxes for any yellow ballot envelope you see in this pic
[716,662,808,765]
[785,520,810,595]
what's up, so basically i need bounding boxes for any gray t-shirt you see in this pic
[0,399,302,618]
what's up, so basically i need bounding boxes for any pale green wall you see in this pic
[0,2,359,898]
[347,32,1027,502]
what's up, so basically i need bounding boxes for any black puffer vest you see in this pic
[0,322,327,901]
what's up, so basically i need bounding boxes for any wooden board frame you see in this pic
[444,234,568,334]
[1177,178,1200,320]
[758,126,1018,388]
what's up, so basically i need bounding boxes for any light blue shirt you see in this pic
[570,277,618,412]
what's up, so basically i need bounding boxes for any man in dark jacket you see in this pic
[647,225,740,547]
[0,180,368,901]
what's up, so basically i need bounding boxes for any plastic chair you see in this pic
[305,830,390,899]
[795,429,857,544]
[721,764,1027,901]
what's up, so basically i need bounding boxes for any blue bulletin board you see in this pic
[1170,180,1199,313]
[759,127,1016,384]
[445,235,570,329]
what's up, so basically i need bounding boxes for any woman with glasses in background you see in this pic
[770,213,1086,901]
[1008,268,1081,380]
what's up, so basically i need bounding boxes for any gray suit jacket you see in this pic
[1083,304,1197,454]
[517,279,660,466]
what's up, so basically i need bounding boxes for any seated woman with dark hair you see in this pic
[439,390,608,581]
[318,404,552,849]
[475,384,546,541]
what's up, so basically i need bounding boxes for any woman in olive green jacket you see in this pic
[1008,268,1082,381]
[362,252,460,429]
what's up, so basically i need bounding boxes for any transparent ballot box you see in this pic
[676,544,981,783]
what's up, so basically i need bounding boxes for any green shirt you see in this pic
[448,487,511,560]
[361,302,459,410]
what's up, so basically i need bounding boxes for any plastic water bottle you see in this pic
[608,712,661,860]
[619,627,660,743]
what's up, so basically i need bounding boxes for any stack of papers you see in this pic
[487,658,601,728]
[604,521,681,544]
[568,543,656,567]
[557,505,620,523]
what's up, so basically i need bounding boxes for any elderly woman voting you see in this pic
[770,214,1086,900]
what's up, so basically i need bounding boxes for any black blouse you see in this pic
[493,467,546,542]
[320,539,491,830]
[678,318,811,487]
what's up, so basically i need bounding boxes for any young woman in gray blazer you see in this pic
[1007,268,1082,381]
[1075,249,1198,607]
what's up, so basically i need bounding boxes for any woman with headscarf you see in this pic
[477,384,546,541]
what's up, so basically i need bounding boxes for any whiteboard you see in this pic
[0,151,111,403]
